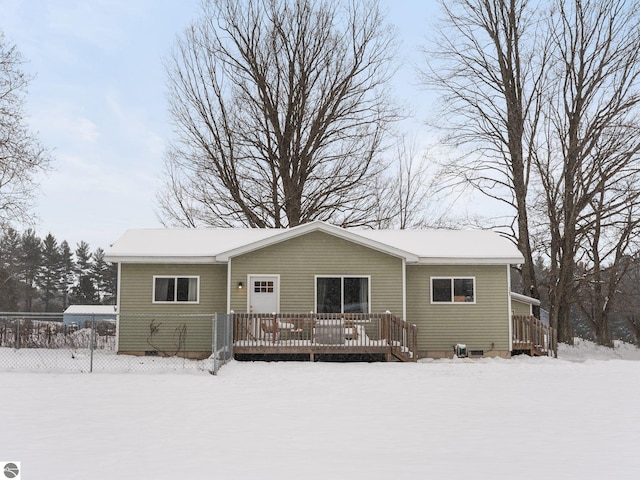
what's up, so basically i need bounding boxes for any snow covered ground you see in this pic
[1,340,639,480]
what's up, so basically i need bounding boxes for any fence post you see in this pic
[212,313,219,375]
[90,314,95,373]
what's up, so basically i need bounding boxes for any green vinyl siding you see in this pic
[230,231,403,315]
[406,264,510,354]
[118,263,227,354]
[511,298,532,317]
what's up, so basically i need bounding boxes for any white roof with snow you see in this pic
[104,220,524,265]
[510,292,541,306]
[64,305,117,315]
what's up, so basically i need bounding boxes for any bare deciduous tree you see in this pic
[421,0,548,302]
[575,194,640,346]
[538,0,640,343]
[0,32,50,225]
[425,0,640,345]
[159,0,399,228]
[372,135,447,229]
[604,252,640,347]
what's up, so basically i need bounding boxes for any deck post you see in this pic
[382,311,391,343]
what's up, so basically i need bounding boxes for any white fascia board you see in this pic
[215,220,419,263]
[416,257,524,265]
[510,292,541,306]
[104,255,218,264]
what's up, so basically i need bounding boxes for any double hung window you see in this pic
[153,276,199,303]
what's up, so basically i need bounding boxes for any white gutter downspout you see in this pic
[507,264,513,352]
[402,258,407,321]
[115,262,121,353]
[226,257,232,313]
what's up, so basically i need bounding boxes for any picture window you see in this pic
[316,276,369,313]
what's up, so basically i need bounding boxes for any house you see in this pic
[105,220,552,361]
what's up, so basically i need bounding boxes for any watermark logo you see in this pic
[2,462,20,479]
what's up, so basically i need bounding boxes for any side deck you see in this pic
[512,315,557,357]
[233,313,418,362]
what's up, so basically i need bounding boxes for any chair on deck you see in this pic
[344,320,359,341]
[260,316,279,342]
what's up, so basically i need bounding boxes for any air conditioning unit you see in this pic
[453,343,468,358]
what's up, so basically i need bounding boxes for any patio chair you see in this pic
[260,317,279,342]
[344,320,358,340]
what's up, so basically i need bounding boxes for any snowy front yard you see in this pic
[2,340,639,480]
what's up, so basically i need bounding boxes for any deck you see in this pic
[512,315,557,357]
[232,312,418,362]
[232,313,556,361]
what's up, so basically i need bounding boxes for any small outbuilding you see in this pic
[63,305,117,329]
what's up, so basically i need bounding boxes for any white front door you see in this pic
[249,275,279,313]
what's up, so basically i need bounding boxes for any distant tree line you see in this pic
[0,228,116,312]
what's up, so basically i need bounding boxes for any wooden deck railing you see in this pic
[385,314,418,362]
[232,312,417,361]
[512,315,557,357]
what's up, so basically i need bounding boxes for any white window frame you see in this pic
[430,276,476,304]
[314,275,371,314]
[152,275,200,304]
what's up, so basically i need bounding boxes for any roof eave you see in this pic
[510,292,541,306]
[104,255,217,264]
[509,292,542,307]
[416,256,524,265]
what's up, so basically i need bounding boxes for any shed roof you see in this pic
[104,220,524,265]
[64,305,117,315]
[510,292,541,306]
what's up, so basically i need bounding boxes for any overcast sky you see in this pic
[3,0,440,250]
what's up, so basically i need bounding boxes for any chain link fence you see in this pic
[0,312,232,374]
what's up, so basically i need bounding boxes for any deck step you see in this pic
[512,342,549,357]
[390,349,413,362]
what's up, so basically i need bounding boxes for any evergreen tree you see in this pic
[38,233,62,311]
[72,241,98,304]
[58,241,75,309]
[19,229,41,311]
[91,247,107,301]
[73,275,99,304]
[0,228,21,310]
[103,262,118,305]
[75,241,92,277]
[91,247,117,304]
[0,231,115,311]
